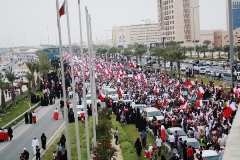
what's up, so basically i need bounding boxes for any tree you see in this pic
[108,47,118,60]
[223,45,230,60]
[209,48,215,60]
[203,40,211,49]
[38,52,53,79]
[199,46,208,58]
[165,41,180,48]
[236,45,240,60]
[151,47,167,71]
[97,48,108,60]
[135,44,146,64]
[122,49,133,62]
[26,62,36,94]
[187,47,194,58]
[173,48,187,75]
[214,46,223,59]
[0,80,7,113]
[5,71,16,108]
[25,72,34,97]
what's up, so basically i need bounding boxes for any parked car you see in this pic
[165,127,188,142]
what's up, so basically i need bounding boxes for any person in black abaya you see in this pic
[24,112,29,124]
[41,133,47,150]
[29,112,32,124]
[134,138,142,156]
[68,108,75,123]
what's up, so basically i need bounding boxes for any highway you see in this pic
[0,99,64,160]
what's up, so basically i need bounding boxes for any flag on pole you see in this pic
[59,1,65,17]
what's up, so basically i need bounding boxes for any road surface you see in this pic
[0,99,64,160]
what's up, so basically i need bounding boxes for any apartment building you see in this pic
[227,0,240,30]
[112,22,160,48]
[214,28,240,47]
[157,0,200,45]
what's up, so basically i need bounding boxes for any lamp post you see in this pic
[141,19,151,54]
[188,6,200,60]
[228,0,234,87]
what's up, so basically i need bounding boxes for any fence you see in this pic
[2,101,40,129]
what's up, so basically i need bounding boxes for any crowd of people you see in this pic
[50,54,238,160]
[3,52,238,160]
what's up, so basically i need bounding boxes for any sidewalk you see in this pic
[111,130,123,160]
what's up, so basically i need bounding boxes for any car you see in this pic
[166,127,188,142]
[195,150,220,160]
[182,138,200,151]
[86,94,92,100]
[16,71,27,77]
[134,104,146,113]
[142,107,164,123]
[122,99,133,105]
[108,95,119,103]
[76,105,85,120]
[106,88,118,96]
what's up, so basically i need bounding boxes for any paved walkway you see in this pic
[222,105,240,160]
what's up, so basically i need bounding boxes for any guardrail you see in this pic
[2,101,40,129]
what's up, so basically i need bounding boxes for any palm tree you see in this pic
[187,47,194,58]
[214,46,223,59]
[0,80,8,113]
[173,48,187,75]
[135,44,146,64]
[108,47,118,60]
[151,47,167,71]
[38,52,53,80]
[199,46,208,58]
[236,45,240,60]
[122,49,133,62]
[35,62,41,91]
[25,72,34,97]
[5,71,16,108]
[203,40,211,49]
[26,62,36,94]
[223,45,230,60]
[209,48,215,60]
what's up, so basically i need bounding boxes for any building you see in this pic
[200,29,222,48]
[226,0,240,30]
[112,22,160,48]
[42,48,59,60]
[214,28,240,47]
[157,0,200,46]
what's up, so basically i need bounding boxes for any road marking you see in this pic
[0,99,60,152]
[32,122,65,160]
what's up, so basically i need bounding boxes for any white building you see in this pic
[112,22,160,48]
[157,0,200,46]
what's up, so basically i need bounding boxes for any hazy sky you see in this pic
[0,0,227,48]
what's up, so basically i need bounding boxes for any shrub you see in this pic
[92,142,117,160]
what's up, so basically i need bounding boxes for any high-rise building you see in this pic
[157,0,200,45]
[226,0,240,30]
[112,22,160,48]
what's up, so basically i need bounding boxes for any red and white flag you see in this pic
[59,1,65,17]
[178,102,190,110]
[179,95,185,103]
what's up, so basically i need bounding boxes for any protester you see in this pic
[134,138,142,156]
[32,137,39,155]
[41,133,47,150]
[7,127,13,141]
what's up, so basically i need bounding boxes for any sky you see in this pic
[0,0,227,48]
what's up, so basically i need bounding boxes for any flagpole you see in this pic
[65,0,81,159]
[89,15,98,125]
[88,14,97,147]
[55,0,71,160]
[79,2,91,160]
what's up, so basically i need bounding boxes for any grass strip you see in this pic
[41,118,93,160]
[111,115,168,160]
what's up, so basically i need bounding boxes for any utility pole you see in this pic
[141,19,150,54]
[228,0,234,87]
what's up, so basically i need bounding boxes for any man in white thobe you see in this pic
[32,137,39,155]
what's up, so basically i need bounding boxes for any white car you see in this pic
[142,107,164,122]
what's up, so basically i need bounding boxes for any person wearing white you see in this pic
[148,143,153,153]
[169,133,175,148]
[155,135,162,156]
[32,137,39,155]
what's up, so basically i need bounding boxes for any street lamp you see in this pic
[188,6,200,60]
[94,33,98,45]
[141,19,151,54]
